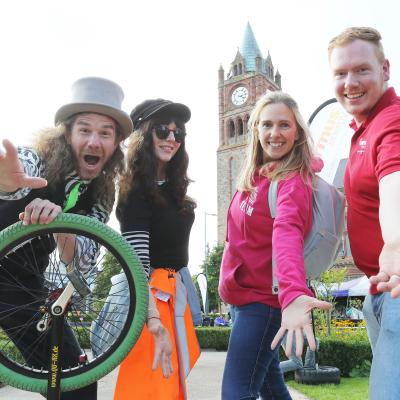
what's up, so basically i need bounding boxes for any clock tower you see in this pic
[217,22,282,241]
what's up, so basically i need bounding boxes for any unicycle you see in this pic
[294,308,340,385]
[0,213,148,398]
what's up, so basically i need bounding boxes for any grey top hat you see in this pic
[54,77,133,139]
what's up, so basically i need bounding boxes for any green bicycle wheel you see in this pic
[0,213,148,393]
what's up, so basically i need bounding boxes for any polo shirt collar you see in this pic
[349,87,397,132]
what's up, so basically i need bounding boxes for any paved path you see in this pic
[0,350,310,399]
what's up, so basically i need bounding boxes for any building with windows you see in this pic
[215,23,361,281]
[217,22,281,241]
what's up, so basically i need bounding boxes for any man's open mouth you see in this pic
[84,155,101,166]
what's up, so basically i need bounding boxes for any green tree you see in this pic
[200,243,224,312]
[312,266,348,335]
[92,251,121,300]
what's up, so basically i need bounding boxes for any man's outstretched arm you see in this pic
[370,171,400,297]
[0,139,47,193]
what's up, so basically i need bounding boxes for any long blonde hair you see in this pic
[33,114,125,211]
[237,91,314,192]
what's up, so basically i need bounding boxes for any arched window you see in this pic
[228,120,235,138]
[244,114,250,135]
[238,64,242,74]
[237,118,244,136]
[233,65,238,76]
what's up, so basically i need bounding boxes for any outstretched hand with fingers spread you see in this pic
[0,139,47,192]
[148,318,173,378]
[271,295,331,358]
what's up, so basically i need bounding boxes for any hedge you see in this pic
[194,327,372,377]
[195,327,231,350]
[316,336,372,376]
[0,327,372,379]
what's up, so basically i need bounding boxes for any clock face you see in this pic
[231,86,249,106]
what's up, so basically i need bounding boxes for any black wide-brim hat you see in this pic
[130,98,191,130]
[55,77,133,139]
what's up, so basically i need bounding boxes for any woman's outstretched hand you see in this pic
[271,295,331,357]
[148,318,174,378]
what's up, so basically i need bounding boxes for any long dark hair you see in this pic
[118,115,195,212]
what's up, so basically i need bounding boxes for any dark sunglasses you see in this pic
[154,125,186,143]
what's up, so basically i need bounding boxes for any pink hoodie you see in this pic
[219,160,323,310]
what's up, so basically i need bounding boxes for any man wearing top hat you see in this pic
[0,76,132,399]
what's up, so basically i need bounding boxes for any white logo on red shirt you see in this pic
[357,139,367,154]
[239,188,257,216]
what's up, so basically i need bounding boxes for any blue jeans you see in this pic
[363,293,400,400]
[222,303,292,400]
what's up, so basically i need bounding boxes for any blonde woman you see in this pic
[218,91,331,399]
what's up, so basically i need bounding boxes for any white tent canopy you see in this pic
[332,276,370,297]
[348,276,370,297]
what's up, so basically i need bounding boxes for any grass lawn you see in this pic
[288,377,368,400]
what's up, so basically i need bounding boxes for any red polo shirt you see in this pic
[344,87,400,293]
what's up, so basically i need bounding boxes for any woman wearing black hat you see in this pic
[113,99,201,400]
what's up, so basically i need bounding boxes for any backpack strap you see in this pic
[268,180,278,218]
[268,181,280,295]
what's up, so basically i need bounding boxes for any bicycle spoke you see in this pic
[0,214,146,393]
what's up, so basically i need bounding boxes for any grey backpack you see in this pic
[269,175,345,294]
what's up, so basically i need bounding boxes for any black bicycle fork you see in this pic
[47,311,64,400]
[43,277,89,400]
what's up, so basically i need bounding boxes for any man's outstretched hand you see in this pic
[0,139,47,192]
[370,244,400,298]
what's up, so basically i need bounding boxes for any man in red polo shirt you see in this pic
[329,27,400,400]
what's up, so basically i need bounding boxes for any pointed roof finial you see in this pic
[239,22,262,72]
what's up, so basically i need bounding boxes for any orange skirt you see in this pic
[114,269,200,400]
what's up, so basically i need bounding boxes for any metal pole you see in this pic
[204,212,217,261]
[204,212,209,315]
[204,212,217,316]
[204,211,207,260]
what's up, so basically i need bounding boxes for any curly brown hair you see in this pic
[118,116,195,213]
[33,113,125,211]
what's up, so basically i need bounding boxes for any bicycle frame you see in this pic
[46,282,76,400]
[47,311,64,400]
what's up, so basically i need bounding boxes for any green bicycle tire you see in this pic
[0,213,148,393]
